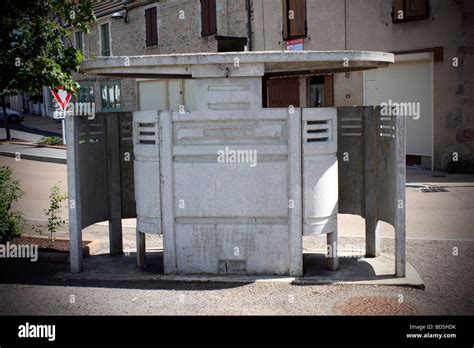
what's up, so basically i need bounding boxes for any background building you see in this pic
[34,0,474,170]
[42,0,248,118]
[252,0,473,170]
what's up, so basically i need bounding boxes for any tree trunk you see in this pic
[2,96,11,141]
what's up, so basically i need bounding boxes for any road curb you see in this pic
[35,239,101,263]
[0,150,66,164]
[407,182,474,188]
[8,141,66,150]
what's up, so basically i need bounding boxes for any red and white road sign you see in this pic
[50,87,72,111]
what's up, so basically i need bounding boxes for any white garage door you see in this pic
[364,60,433,157]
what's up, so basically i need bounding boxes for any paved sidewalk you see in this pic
[21,114,64,135]
[0,236,471,315]
[2,129,44,142]
[0,129,66,163]
[14,114,62,136]
[1,115,66,163]
[0,143,66,164]
[1,114,62,138]
[407,167,474,186]
[0,157,471,315]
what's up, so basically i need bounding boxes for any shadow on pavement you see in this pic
[1,121,61,138]
[0,253,248,291]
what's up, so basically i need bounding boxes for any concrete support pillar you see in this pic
[288,108,303,276]
[395,116,407,277]
[365,220,381,257]
[364,108,380,257]
[109,219,123,256]
[160,111,177,274]
[136,231,146,269]
[326,231,338,271]
[66,114,83,273]
[107,113,123,255]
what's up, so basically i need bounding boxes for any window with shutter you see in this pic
[308,75,333,108]
[267,77,300,108]
[100,23,110,56]
[101,81,121,112]
[145,7,158,46]
[324,75,334,107]
[407,0,428,17]
[282,0,307,40]
[393,0,429,23]
[201,0,217,36]
[74,31,83,52]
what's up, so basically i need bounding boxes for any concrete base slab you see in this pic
[54,250,423,289]
[57,250,164,281]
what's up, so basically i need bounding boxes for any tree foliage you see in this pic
[0,166,24,242]
[0,0,97,96]
[44,184,67,240]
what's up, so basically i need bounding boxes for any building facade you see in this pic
[252,0,473,170]
[42,0,248,118]
[37,0,472,170]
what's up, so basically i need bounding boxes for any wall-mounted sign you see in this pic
[286,38,304,51]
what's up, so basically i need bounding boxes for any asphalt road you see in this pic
[0,237,472,315]
[0,156,472,316]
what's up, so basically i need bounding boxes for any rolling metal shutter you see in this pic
[364,60,433,157]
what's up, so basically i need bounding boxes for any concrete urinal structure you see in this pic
[73,51,404,277]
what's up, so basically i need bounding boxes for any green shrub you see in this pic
[0,167,24,242]
[38,136,63,146]
[44,184,67,240]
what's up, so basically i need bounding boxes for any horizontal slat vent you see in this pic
[379,116,395,138]
[340,116,362,137]
[78,122,104,144]
[135,122,158,145]
[306,120,330,143]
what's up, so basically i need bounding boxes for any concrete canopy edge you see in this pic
[80,51,394,77]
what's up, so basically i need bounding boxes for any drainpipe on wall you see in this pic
[246,0,253,51]
[344,0,347,50]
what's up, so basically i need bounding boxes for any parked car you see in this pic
[0,108,24,124]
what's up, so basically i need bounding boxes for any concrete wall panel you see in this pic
[337,106,401,226]
[158,104,302,275]
[175,223,290,275]
[118,112,137,218]
[337,106,365,217]
[174,161,288,218]
[77,114,110,228]
[133,111,161,234]
[302,108,338,235]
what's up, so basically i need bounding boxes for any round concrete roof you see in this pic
[80,50,394,78]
